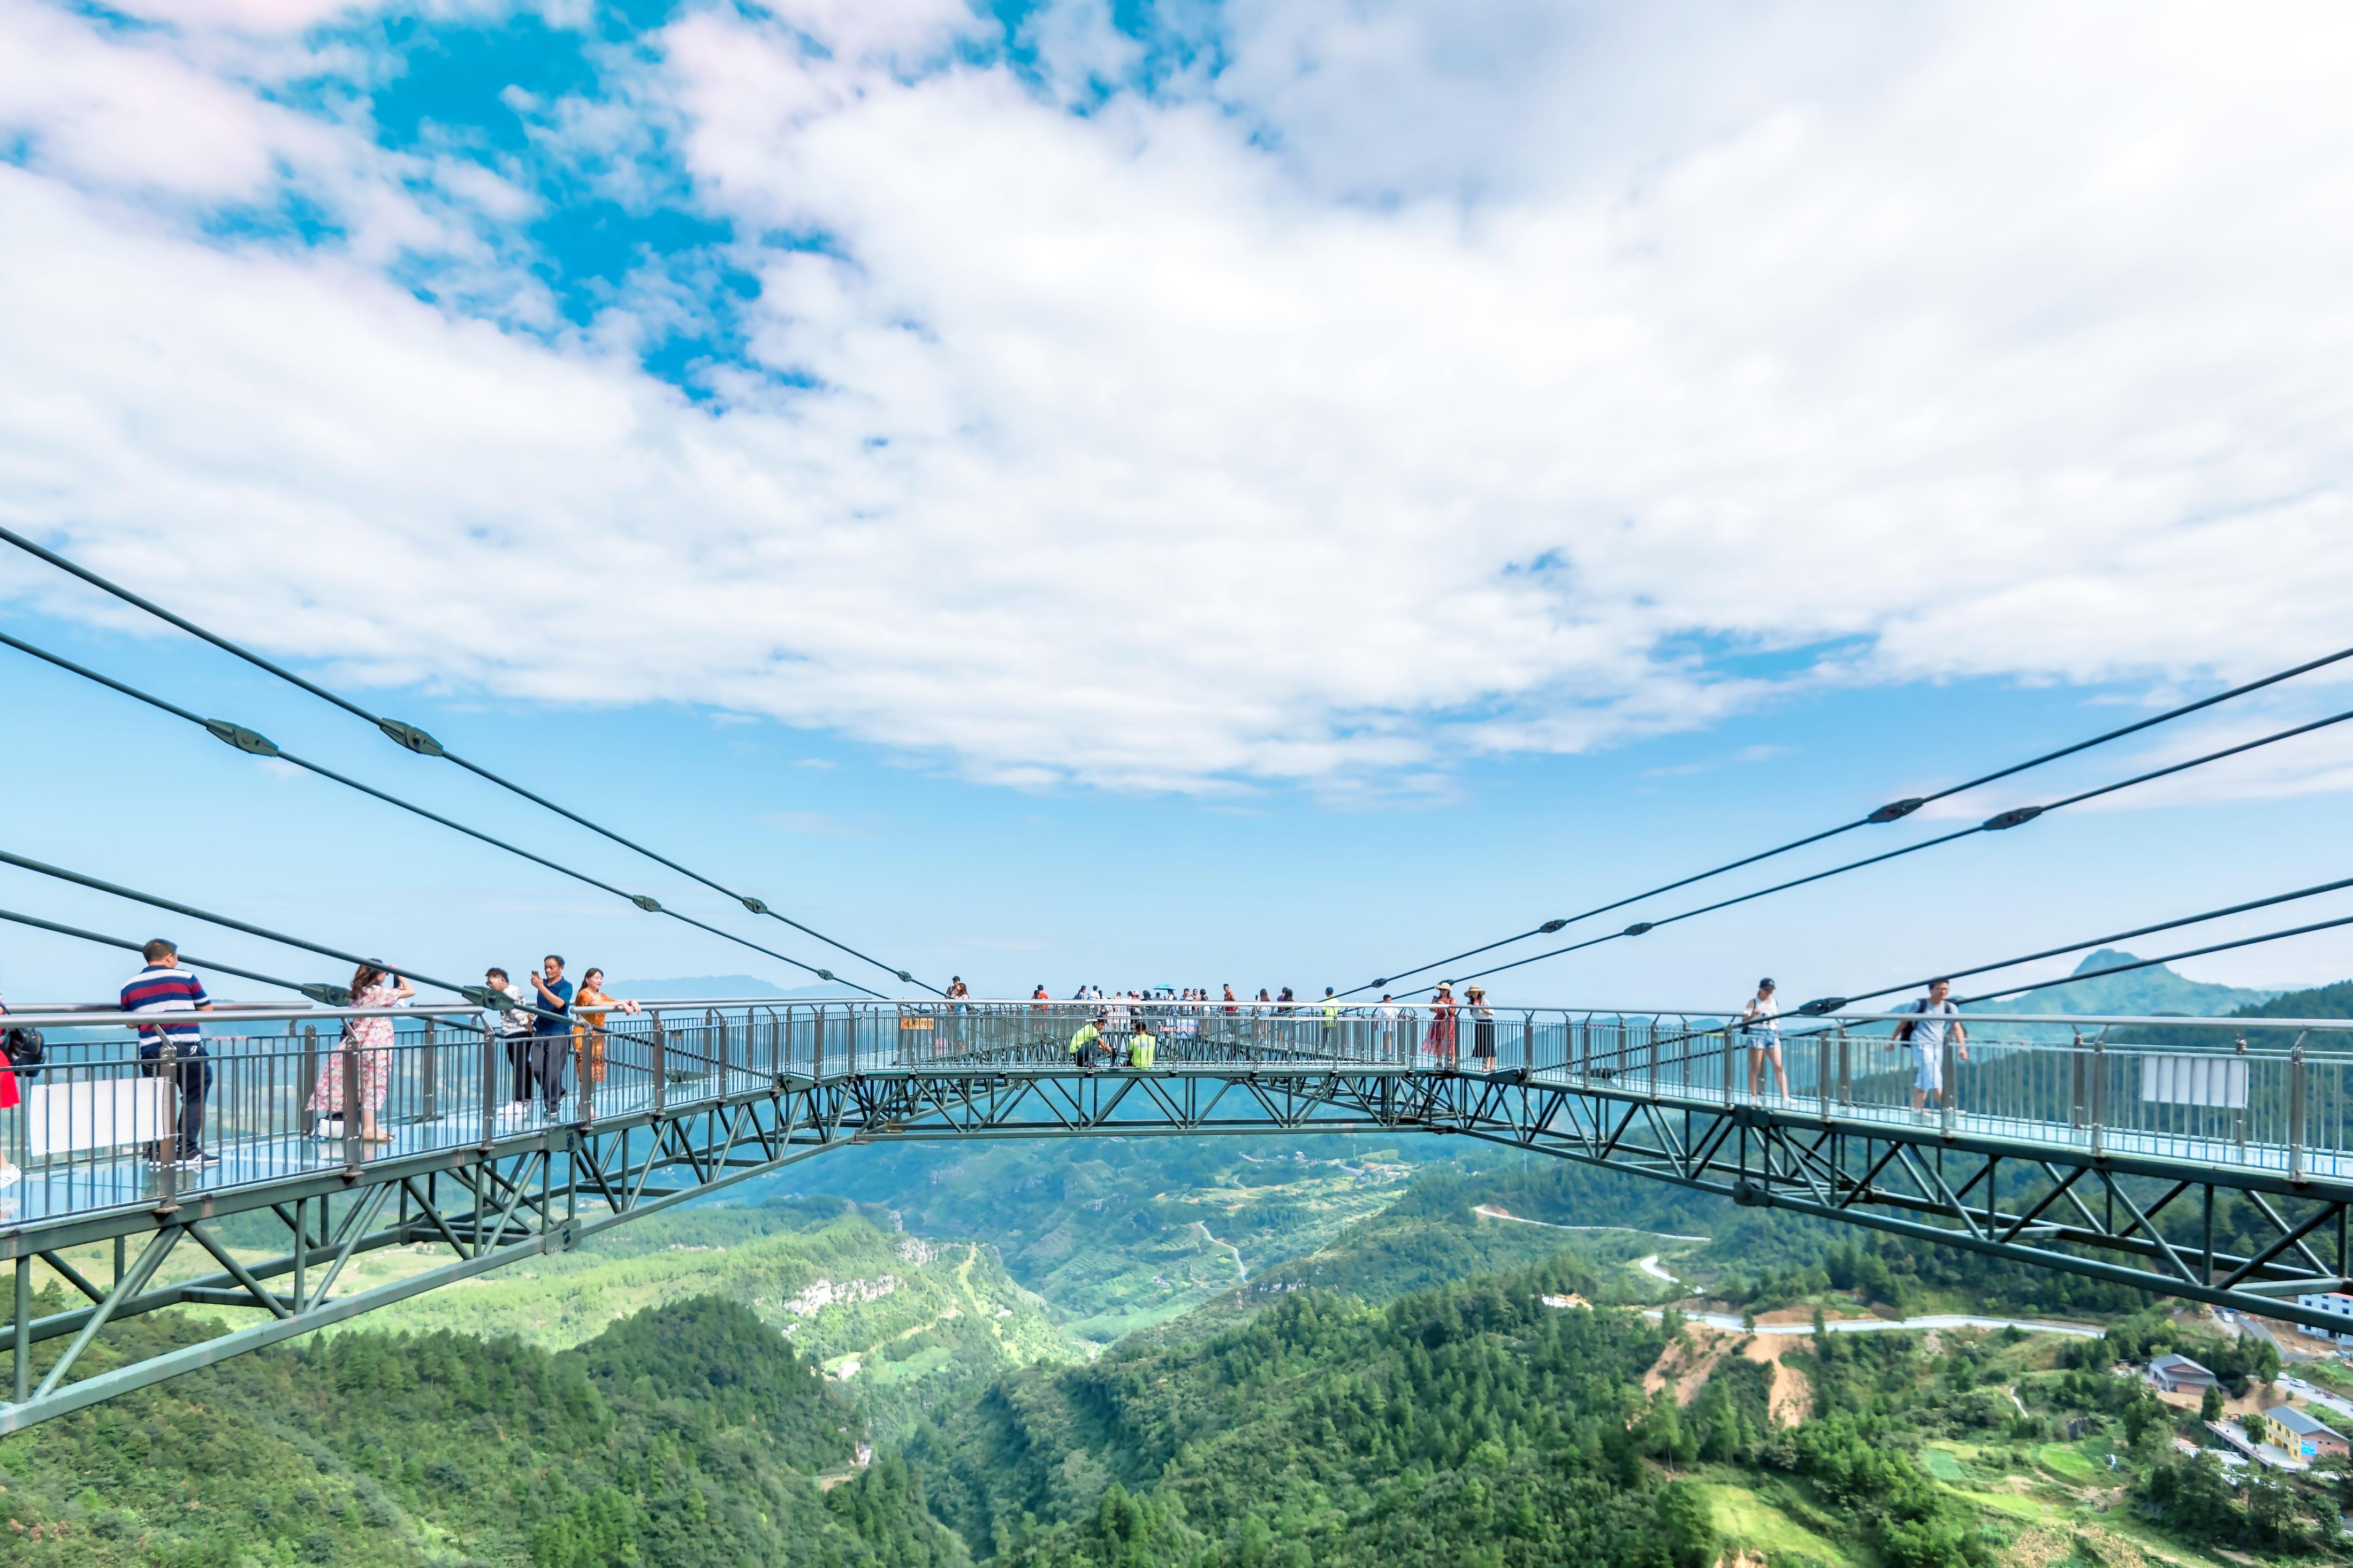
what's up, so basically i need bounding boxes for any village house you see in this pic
[2264,1405,2349,1460]
[2148,1353,2219,1394]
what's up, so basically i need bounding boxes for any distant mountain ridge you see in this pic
[1968,948,2282,1019]
[610,973,870,1000]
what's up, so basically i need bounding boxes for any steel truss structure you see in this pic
[7,999,2353,1433]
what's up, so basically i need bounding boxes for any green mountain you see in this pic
[1973,948,2281,1018]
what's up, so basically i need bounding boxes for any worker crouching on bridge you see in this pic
[1069,1014,1105,1069]
[1128,1021,1158,1070]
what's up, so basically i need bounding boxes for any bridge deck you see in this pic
[2,998,2347,1234]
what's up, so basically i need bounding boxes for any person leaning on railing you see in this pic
[307,964,412,1145]
[121,938,217,1169]
[572,968,640,1089]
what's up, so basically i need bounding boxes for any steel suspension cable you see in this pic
[1434,701,2353,991]
[0,630,886,999]
[0,845,566,1022]
[0,525,936,995]
[0,905,349,1003]
[1343,640,2353,998]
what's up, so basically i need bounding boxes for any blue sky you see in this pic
[4,0,2352,1008]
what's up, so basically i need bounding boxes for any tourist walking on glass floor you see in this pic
[1895,977,1967,1119]
[1742,978,1788,1100]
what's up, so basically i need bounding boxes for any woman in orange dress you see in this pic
[570,969,641,1087]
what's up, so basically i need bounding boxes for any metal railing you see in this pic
[1,997,2349,1227]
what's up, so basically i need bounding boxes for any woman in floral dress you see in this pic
[309,964,411,1143]
[1423,983,1458,1067]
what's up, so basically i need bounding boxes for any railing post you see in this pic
[814,1007,826,1083]
[652,1012,666,1116]
[479,1011,496,1152]
[157,1033,179,1200]
[1817,1030,1830,1121]
[1836,1024,1851,1106]
[301,1024,320,1139]
[2089,1034,2107,1160]
[1722,1029,1734,1108]
[2291,1034,2309,1183]
[2233,1034,2248,1148]
[2068,1029,2087,1130]
[1940,1034,1958,1136]
[421,1014,438,1121]
[342,1023,362,1173]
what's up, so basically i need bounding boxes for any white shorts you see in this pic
[1913,1043,1943,1092]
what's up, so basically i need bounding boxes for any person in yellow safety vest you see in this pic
[1322,988,1341,1051]
[1070,1016,1102,1067]
[1128,1022,1157,1070]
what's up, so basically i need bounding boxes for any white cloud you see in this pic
[3,0,2352,792]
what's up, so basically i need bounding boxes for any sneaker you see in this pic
[196,1151,221,1166]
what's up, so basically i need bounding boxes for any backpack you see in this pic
[1891,998,1939,1044]
[4,1027,44,1072]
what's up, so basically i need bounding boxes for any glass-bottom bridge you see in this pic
[1,997,2347,1433]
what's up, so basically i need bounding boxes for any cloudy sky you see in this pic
[3,0,2351,1007]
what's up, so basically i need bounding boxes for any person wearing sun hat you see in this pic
[1741,977,1788,1100]
[1466,985,1496,1071]
[1424,982,1458,1067]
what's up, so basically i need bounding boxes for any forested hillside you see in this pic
[0,1294,964,1567]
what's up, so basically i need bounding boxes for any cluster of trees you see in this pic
[2091,1310,2280,1393]
[0,1291,963,1567]
[910,1257,1724,1567]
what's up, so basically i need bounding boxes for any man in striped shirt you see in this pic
[121,938,215,1167]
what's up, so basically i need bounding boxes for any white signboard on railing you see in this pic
[26,1079,177,1157]
[2139,1054,2249,1110]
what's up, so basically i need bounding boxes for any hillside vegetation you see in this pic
[0,1294,963,1567]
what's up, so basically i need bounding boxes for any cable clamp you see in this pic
[1981,805,2044,831]
[741,896,770,915]
[1797,997,1847,1016]
[630,894,663,913]
[1621,922,1654,937]
[1868,798,1924,823]
[1539,919,1568,933]
[202,718,280,758]
[376,718,445,756]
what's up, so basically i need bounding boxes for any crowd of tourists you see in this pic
[0,952,1974,1175]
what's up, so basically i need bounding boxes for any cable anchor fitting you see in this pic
[1798,996,1847,1016]
[741,896,770,915]
[1868,798,1924,823]
[629,894,663,913]
[1622,922,1654,937]
[300,982,353,1007]
[1539,919,1569,933]
[202,719,280,757]
[1981,805,2044,831]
